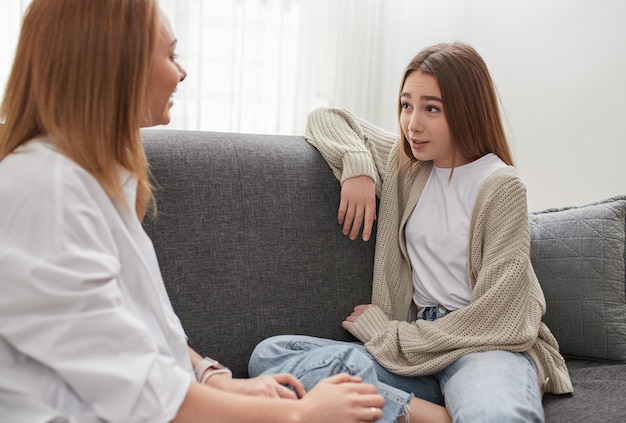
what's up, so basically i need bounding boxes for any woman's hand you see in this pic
[339,176,377,241]
[342,304,374,330]
[205,373,305,399]
[299,373,384,422]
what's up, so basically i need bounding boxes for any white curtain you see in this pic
[1,0,392,135]
[0,0,31,99]
[159,0,389,134]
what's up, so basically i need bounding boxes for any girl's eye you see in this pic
[426,105,440,113]
[170,53,179,61]
[400,102,411,110]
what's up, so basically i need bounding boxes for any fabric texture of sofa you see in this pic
[141,128,626,422]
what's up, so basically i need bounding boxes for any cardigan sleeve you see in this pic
[348,168,546,376]
[304,107,397,195]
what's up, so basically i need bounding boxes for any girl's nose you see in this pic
[409,114,424,134]
[178,63,187,82]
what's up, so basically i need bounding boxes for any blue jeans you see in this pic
[249,335,438,423]
[249,335,544,423]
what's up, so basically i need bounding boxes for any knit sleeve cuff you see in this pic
[340,151,378,185]
[347,306,390,343]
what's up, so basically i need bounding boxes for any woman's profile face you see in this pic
[143,14,186,127]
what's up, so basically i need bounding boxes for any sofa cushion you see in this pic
[529,195,626,362]
[142,130,374,377]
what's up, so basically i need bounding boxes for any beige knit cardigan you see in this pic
[305,107,573,395]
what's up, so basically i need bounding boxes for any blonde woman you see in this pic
[0,0,385,421]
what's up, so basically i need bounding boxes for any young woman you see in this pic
[249,42,573,422]
[0,0,385,421]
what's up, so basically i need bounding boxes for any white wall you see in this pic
[2,0,623,211]
[369,0,626,212]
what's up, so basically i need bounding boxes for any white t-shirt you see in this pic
[0,138,193,423]
[406,153,507,310]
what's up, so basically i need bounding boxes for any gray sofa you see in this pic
[141,129,626,422]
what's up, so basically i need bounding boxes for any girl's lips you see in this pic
[411,139,428,149]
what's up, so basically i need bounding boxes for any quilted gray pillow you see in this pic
[529,196,626,362]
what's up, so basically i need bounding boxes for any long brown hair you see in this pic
[0,0,160,218]
[398,42,513,169]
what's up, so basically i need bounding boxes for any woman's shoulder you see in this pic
[482,165,523,190]
[9,138,95,187]
[1,137,107,213]
[2,137,61,191]
[474,165,527,213]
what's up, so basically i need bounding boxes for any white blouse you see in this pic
[0,138,194,423]
[406,153,507,310]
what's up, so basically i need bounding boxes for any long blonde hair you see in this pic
[0,0,160,218]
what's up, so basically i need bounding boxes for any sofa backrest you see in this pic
[142,129,375,376]
[143,129,626,376]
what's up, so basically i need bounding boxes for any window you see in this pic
[1,0,407,134]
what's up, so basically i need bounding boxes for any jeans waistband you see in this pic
[416,305,454,322]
